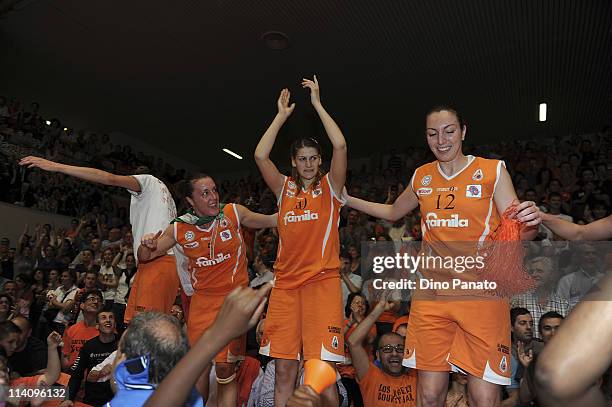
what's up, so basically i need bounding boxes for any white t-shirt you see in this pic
[114,271,129,305]
[128,175,177,263]
[99,265,117,301]
[52,285,78,324]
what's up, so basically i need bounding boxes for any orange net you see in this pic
[479,202,535,297]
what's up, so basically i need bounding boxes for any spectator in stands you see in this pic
[170,304,185,325]
[61,290,103,370]
[63,310,118,407]
[73,249,99,275]
[102,227,122,250]
[0,294,14,322]
[8,316,47,376]
[14,272,33,318]
[510,256,569,339]
[1,331,62,406]
[339,210,368,250]
[140,285,270,407]
[347,298,417,406]
[71,270,101,324]
[556,243,605,308]
[98,248,118,309]
[2,280,18,303]
[0,320,20,358]
[250,254,274,289]
[112,251,134,334]
[339,251,362,308]
[504,308,543,407]
[538,311,564,345]
[44,269,78,335]
[0,237,14,281]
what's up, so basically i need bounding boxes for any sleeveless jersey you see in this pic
[411,156,505,294]
[174,203,248,295]
[274,173,344,289]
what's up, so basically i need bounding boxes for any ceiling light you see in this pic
[45,120,51,125]
[539,103,547,122]
[63,127,68,131]
[223,148,243,160]
[261,31,290,50]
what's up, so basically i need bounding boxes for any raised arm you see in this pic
[137,224,177,262]
[302,76,347,193]
[493,165,541,240]
[542,213,612,241]
[19,156,141,192]
[254,89,294,197]
[347,300,391,380]
[347,184,419,222]
[235,205,277,229]
[143,284,271,407]
[38,331,62,387]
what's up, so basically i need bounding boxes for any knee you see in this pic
[418,384,447,407]
[535,359,571,400]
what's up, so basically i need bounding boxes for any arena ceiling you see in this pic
[1,0,611,172]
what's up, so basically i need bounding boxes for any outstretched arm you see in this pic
[235,205,277,229]
[143,284,271,407]
[347,300,390,380]
[137,224,177,262]
[19,156,141,192]
[542,213,612,241]
[347,184,419,222]
[302,75,347,194]
[493,165,541,240]
[536,274,612,407]
[254,89,294,197]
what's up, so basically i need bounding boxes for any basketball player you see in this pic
[345,107,541,407]
[138,173,276,407]
[542,213,612,240]
[18,156,181,323]
[254,76,347,407]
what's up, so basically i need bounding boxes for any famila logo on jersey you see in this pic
[425,213,469,228]
[283,210,319,225]
[195,253,231,267]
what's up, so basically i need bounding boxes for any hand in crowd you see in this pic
[302,75,321,107]
[287,385,322,407]
[211,283,271,343]
[140,230,162,251]
[47,331,62,348]
[516,340,533,368]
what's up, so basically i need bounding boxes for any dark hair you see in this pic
[15,273,32,286]
[0,321,20,341]
[62,269,77,283]
[120,312,189,384]
[0,294,14,311]
[375,331,404,354]
[345,292,369,318]
[84,289,104,303]
[290,138,324,192]
[538,311,564,334]
[339,251,351,261]
[175,173,214,212]
[510,307,531,326]
[426,105,466,129]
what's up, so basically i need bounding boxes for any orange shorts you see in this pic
[260,275,344,362]
[187,291,246,364]
[125,255,180,323]
[403,299,511,385]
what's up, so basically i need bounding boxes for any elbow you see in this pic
[254,151,268,162]
[334,143,347,152]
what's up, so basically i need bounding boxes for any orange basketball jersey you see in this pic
[412,156,504,243]
[174,203,248,294]
[274,174,344,289]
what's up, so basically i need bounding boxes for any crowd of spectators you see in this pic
[0,95,611,406]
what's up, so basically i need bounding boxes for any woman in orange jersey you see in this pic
[137,173,276,407]
[345,106,542,407]
[254,76,348,407]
